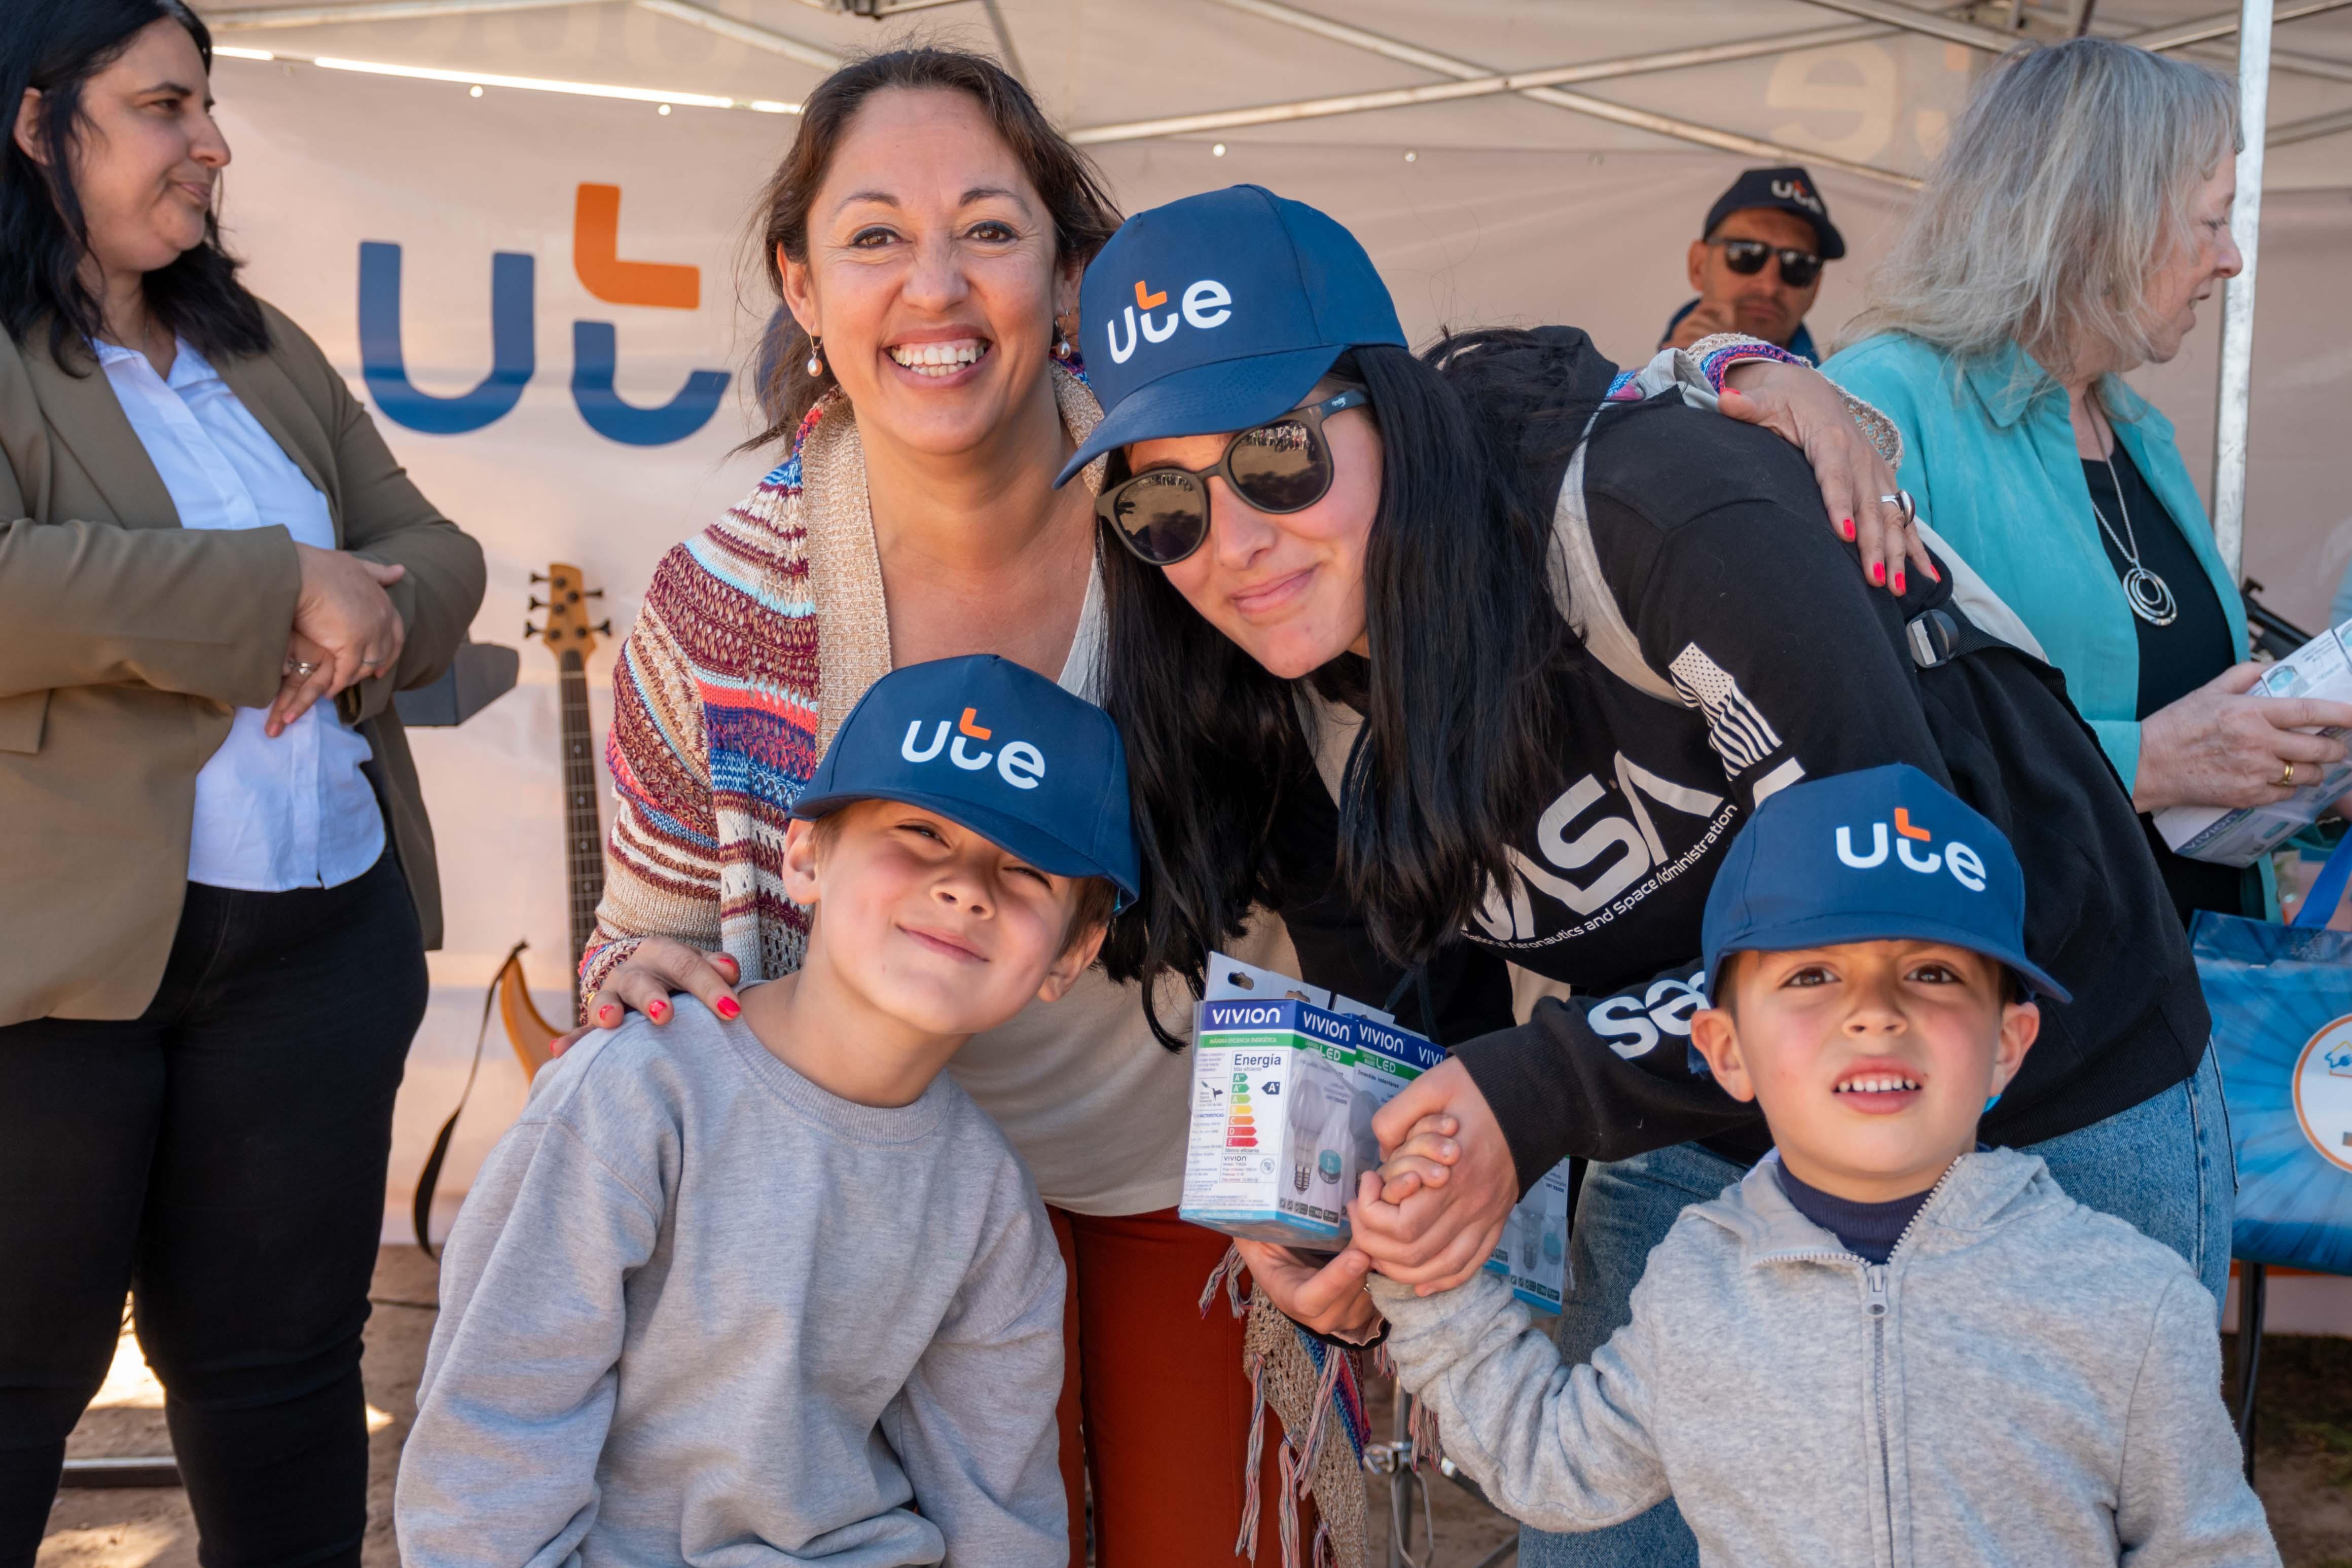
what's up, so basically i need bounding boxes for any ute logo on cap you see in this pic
[1105,276,1235,364]
[1771,177,1825,216]
[900,707,1046,790]
[1833,807,1989,891]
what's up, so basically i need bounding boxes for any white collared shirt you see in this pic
[95,337,386,892]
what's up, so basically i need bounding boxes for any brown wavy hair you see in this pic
[743,46,1121,451]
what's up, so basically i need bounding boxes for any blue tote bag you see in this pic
[2193,837,2352,1275]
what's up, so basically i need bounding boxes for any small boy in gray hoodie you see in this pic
[395,656,1140,1568]
[1369,764,2276,1568]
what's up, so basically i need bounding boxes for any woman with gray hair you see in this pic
[1828,39,2352,932]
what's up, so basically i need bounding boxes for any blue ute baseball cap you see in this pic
[791,655,1141,908]
[1055,185,1406,487]
[1700,764,2069,1003]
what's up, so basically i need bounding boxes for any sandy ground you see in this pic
[39,1247,2352,1568]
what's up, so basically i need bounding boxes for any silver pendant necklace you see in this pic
[2089,431,2177,628]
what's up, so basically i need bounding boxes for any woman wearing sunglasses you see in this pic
[1079,188,2225,1568]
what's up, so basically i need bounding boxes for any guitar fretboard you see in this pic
[560,651,605,1019]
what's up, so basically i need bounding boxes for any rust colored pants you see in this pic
[1049,1207,1321,1567]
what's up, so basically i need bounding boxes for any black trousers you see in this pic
[0,852,426,1568]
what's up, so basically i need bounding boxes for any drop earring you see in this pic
[1052,320,1073,361]
[805,335,824,377]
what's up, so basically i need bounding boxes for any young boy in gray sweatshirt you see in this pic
[1368,764,2277,1568]
[395,655,1141,1568]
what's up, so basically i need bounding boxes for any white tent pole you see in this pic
[2213,0,2275,579]
[628,0,843,69]
[2270,102,2352,142]
[2129,0,2351,50]
[211,0,846,65]
[1072,57,1916,188]
[976,0,1029,81]
[1788,0,2020,51]
[1176,1,1920,185]
[2010,2,2352,79]
[2203,43,2352,83]
[210,0,598,27]
[1799,0,2352,51]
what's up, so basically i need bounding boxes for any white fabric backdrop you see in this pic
[190,3,2351,1248]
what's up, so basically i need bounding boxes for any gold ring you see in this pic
[2279,761,2298,789]
[287,659,319,679]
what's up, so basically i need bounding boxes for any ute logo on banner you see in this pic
[357,183,730,446]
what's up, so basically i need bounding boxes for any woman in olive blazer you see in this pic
[0,5,483,1562]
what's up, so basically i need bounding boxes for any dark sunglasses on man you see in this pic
[1097,387,1368,566]
[1711,237,1823,289]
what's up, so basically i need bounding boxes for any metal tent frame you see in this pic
[201,0,2340,577]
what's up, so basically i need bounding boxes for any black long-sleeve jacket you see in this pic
[1272,341,2210,1186]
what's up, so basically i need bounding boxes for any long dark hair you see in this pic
[743,46,1121,450]
[1098,331,1603,1031]
[0,0,268,369]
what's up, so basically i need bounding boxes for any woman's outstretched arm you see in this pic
[575,545,744,1029]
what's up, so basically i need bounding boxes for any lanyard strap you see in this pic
[2292,831,2352,929]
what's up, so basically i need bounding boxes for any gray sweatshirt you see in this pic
[1373,1148,2277,1568]
[395,1000,1066,1568]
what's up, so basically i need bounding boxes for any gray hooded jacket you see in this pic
[1372,1148,2275,1568]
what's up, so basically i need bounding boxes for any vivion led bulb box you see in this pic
[1180,993,1365,1247]
[1178,952,1575,1315]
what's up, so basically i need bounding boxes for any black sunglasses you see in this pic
[1097,387,1369,567]
[1711,237,1823,289]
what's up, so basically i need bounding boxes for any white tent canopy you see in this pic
[181,5,2349,1291]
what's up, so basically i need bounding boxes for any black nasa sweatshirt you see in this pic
[1271,331,2210,1185]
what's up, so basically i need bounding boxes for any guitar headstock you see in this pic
[526,562,610,664]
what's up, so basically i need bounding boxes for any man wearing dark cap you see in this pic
[1660,165,1844,361]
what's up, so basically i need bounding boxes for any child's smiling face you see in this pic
[1689,939,2040,1202]
[783,798,1101,1038]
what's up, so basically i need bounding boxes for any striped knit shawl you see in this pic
[584,366,1106,998]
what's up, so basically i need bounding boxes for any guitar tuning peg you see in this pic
[529,572,548,585]
[527,596,546,611]
[585,588,605,599]
[524,622,542,639]
[596,619,613,635]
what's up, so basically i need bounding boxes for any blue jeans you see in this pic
[1517,1050,2236,1568]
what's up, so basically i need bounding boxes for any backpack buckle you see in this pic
[1906,607,1961,670]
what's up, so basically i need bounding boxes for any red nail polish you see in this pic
[648,1000,667,1020]
[1894,571,1906,595]
[598,1004,618,1025]
[1841,518,1855,540]
[1929,563,1942,582]
[1871,562,1887,585]
[715,997,741,1020]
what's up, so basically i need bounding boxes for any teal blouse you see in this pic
[1822,333,2248,792]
